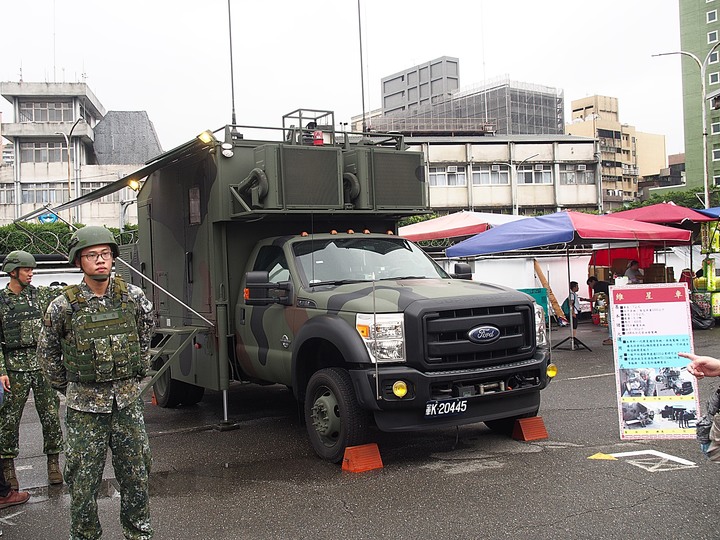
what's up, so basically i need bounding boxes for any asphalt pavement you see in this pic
[5,320,720,539]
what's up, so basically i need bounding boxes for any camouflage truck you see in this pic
[116,109,555,462]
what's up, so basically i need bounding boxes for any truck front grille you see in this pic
[423,304,533,368]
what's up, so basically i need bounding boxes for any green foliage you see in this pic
[0,223,138,255]
[397,213,438,228]
[621,188,720,210]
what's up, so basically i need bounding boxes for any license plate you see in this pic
[425,398,468,417]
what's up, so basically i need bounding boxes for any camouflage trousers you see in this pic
[66,398,153,540]
[707,413,720,462]
[0,369,63,458]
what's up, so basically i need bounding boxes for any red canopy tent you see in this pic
[593,202,713,271]
[398,211,524,242]
[608,202,714,224]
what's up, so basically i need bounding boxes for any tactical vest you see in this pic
[61,277,144,383]
[0,286,41,351]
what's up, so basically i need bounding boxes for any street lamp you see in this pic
[55,117,82,222]
[512,153,540,215]
[653,41,720,209]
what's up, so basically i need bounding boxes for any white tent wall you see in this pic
[440,254,593,309]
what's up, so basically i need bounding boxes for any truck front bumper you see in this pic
[349,348,551,432]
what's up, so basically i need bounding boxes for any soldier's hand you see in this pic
[0,375,9,392]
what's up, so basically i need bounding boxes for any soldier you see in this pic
[0,250,64,489]
[38,227,154,540]
[0,371,30,508]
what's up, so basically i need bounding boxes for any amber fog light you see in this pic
[546,363,558,378]
[392,380,408,398]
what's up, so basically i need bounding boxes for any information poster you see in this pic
[609,283,699,439]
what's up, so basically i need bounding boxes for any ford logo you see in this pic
[468,325,501,344]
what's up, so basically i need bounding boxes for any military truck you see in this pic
[115,109,555,462]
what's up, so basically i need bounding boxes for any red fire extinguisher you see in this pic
[312,130,324,146]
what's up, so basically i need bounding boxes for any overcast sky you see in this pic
[0,0,685,155]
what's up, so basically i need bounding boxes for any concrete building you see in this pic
[405,135,601,215]
[356,57,564,137]
[639,153,686,199]
[381,56,460,116]
[565,95,666,210]
[676,0,720,200]
[0,81,162,227]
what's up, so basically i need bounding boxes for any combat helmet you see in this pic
[67,226,119,264]
[2,250,37,274]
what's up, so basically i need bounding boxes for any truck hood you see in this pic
[299,278,530,314]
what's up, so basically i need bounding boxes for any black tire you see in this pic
[484,408,540,436]
[304,368,370,463]
[180,382,205,406]
[153,360,182,408]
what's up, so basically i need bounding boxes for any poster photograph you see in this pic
[609,283,699,439]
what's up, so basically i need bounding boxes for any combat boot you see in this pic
[47,454,63,485]
[2,459,18,490]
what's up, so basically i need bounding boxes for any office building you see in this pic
[0,81,162,227]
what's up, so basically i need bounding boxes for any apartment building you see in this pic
[676,0,720,200]
[0,81,162,227]
[565,95,666,211]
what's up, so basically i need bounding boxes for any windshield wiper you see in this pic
[308,279,366,286]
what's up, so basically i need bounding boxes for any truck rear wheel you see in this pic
[304,368,369,463]
[484,408,539,436]
[153,357,205,408]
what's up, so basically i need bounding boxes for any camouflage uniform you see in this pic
[38,276,155,540]
[0,284,63,461]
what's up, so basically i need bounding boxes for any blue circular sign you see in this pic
[38,213,58,224]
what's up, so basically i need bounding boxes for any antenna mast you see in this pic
[227,0,237,127]
[357,0,367,133]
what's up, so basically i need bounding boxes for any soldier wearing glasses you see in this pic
[38,226,155,540]
[0,250,64,489]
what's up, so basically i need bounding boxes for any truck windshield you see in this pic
[293,237,450,285]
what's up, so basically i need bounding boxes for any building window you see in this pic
[559,164,595,185]
[81,182,130,203]
[429,166,466,186]
[713,148,720,161]
[471,164,510,185]
[715,175,720,187]
[18,101,74,123]
[712,51,720,64]
[709,30,719,44]
[709,9,718,22]
[518,164,552,184]
[712,122,720,135]
[710,72,720,85]
[20,183,68,204]
[19,142,68,164]
[0,185,14,204]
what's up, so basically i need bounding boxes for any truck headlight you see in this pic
[534,303,548,348]
[356,313,406,363]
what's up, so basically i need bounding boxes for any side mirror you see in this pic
[452,262,473,280]
[244,271,293,306]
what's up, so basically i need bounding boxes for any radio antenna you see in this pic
[357,0,368,133]
[227,0,237,127]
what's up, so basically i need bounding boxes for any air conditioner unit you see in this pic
[577,164,587,171]
[534,164,544,171]
[446,165,458,173]
[491,165,501,172]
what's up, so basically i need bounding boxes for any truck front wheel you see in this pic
[304,368,370,463]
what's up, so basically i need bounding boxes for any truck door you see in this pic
[238,245,294,385]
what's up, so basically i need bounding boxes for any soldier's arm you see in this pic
[37,298,68,393]
[130,285,155,374]
[0,303,7,378]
